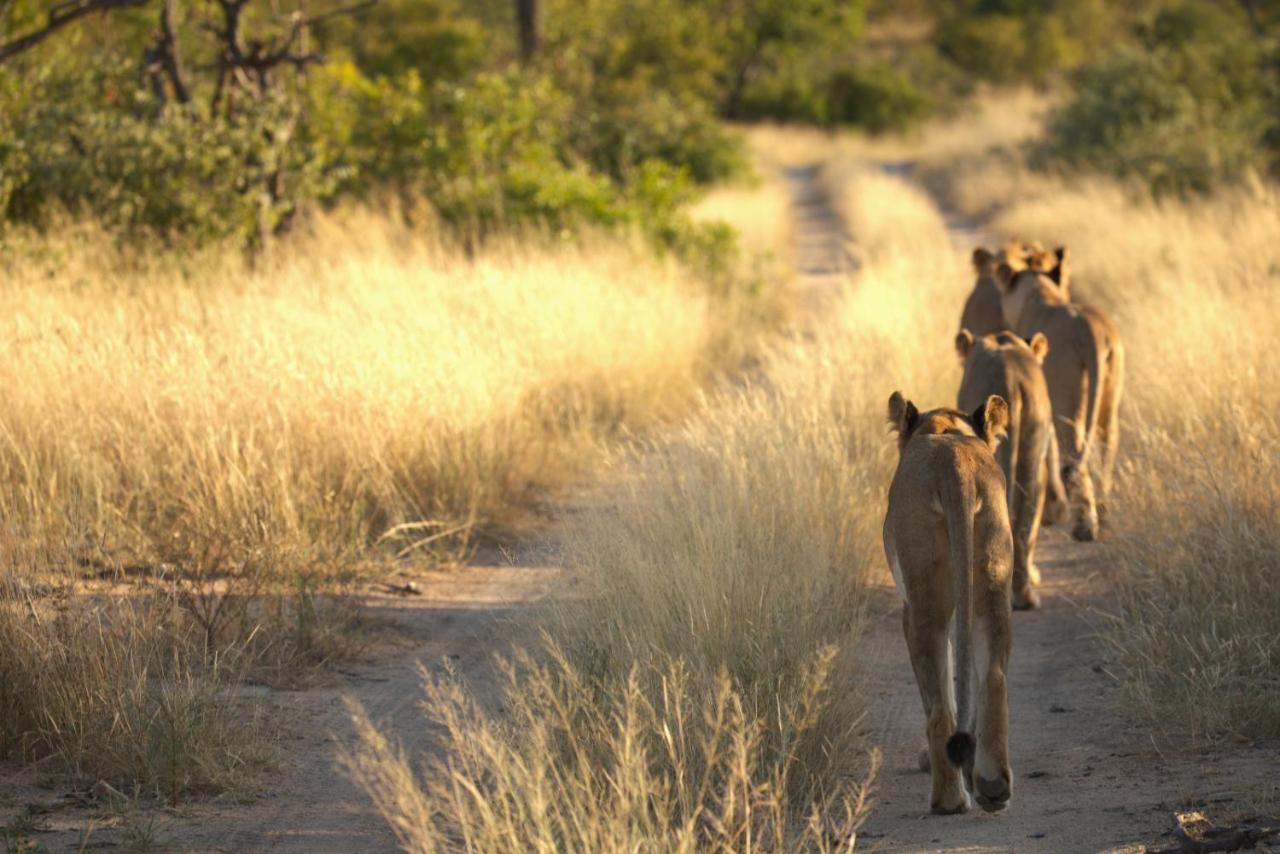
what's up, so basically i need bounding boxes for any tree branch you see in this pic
[299,0,374,28]
[0,0,151,63]
[144,0,190,104]
[204,0,376,102]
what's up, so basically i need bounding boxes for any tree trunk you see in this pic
[515,0,538,63]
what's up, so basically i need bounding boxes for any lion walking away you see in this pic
[882,391,1016,814]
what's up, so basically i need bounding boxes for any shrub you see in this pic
[934,1,1115,85]
[825,63,932,133]
[1037,2,1269,195]
[311,0,487,81]
[1,68,337,245]
[936,12,1029,84]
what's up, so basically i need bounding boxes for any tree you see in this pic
[0,0,149,62]
[712,0,864,119]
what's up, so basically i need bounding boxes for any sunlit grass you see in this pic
[347,162,970,847]
[0,201,786,798]
[0,211,762,579]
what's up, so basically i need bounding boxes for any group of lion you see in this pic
[881,240,1124,815]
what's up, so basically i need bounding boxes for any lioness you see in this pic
[883,391,1014,814]
[959,240,1043,337]
[956,329,1056,609]
[995,248,1124,541]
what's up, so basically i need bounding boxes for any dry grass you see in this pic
[922,107,1280,740]
[0,212,742,578]
[0,591,270,801]
[346,162,971,848]
[689,176,794,281]
[0,201,786,798]
[344,646,877,852]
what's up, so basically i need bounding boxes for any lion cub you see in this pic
[883,391,1014,814]
[956,329,1056,610]
[995,248,1124,541]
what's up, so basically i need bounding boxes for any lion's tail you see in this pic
[1073,326,1106,477]
[941,470,977,770]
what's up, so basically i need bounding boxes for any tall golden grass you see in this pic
[347,162,973,846]
[0,204,782,796]
[0,211,762,579]
[0,593,271,800]
[344,646,876,852]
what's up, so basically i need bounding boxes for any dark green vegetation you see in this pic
[0,0,920,250]
[1034,1,1280,194]
[2,0,1276,244]
[886,0,1280,194]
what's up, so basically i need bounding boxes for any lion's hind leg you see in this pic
[972,605,1013,812]
[903,601,969,814]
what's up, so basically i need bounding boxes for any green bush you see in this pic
[825,63,932,133]
[311,0,487,81]
[307,63,734,259]
[1,71,336,244]
[933,0,1118,85]
[735,69,829,124]
[936,12,1029,84]
[1037,2,1269,195]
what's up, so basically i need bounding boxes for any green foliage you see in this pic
[541,0,914,136]
[311,0,487,81]
[933,0,1119,84]
[712,0,866,118]
[826,64,932,132]
[12,0,1273,246]
[540,0,745,183]
[1037,2,1271,195]
[306,61,733,254]
[0,0,753,251]
[1,65,337,244]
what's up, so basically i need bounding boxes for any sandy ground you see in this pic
[3,159,1276,854]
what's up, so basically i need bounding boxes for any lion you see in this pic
[883,391,1014,814]
[995,248,1124,541]
[960,240,1044,337]
[955,329,1059,609]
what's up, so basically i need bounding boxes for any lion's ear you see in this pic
[972,395,1009,449]
[955,329,975,361]
[887,391,919,443]
[1027,332,1049,362]
[971,247,993,273]
[1049,246,1071,290]
[994,262,1017,292]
